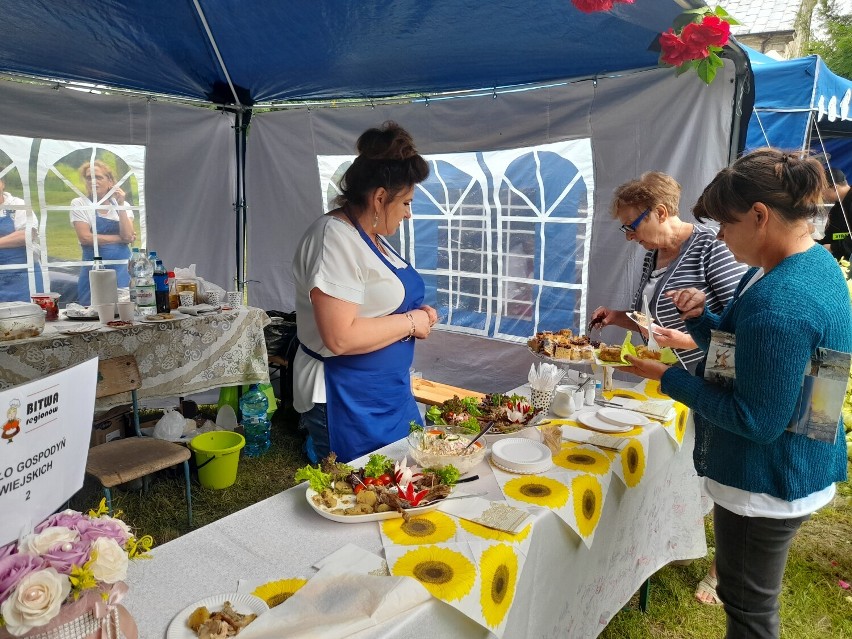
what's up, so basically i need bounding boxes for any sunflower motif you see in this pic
[392,546,476,601]
[603,389,647,402]
[479,544,519,627]
[571,474,603,538]
[553,443,611,475]
[620,439,647,488]
[459,519,532,542]
[674,404,689,443]
[381,511,457,546]
[252,578,308,607]
[640,379,671,399]
[503,476,569,509]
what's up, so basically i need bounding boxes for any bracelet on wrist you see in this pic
[401,312,416,342]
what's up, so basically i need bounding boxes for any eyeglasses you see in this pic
[620,207,651,234]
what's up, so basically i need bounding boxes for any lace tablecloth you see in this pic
[0,307,271,409]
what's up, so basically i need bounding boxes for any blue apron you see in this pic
[77,210,131,305]
[0,211,41,302]
[301,217,425,463]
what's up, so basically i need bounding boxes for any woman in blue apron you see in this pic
[71,161,135,305]
[292,122,437,463]
[0,179,42,302]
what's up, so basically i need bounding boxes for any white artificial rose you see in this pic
[17,527,79,556]
[0,567,71,637]
[89,537,128,584]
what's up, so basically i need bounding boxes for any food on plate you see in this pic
[105,320,133,327]
[480,393,541,434]
[407,426,486,473]
[151,312,174,320]
[296,452,457,518]
[528,329,599,359]
[635,345,662,360]
[597,344,625,363]
[187,601,257,637]
[424,395,482,433]
[630,311,650,325]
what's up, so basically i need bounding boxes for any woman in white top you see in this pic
[292,122,437,463]
[0,176,41,302]
[70,160,135,304]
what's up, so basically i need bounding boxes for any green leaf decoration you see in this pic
[696,58,717,84]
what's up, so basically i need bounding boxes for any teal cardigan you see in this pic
[661,245,852,501]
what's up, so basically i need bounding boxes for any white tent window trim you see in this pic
[318,138,594,345]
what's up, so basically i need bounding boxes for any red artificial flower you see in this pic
[571,0,634,12]
[572,0,614,12]
[680,17,729,58]
[659,29,694,66]
[699,15,731,47]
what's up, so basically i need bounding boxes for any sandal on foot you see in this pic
[695,574,722,605]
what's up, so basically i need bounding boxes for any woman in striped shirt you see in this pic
[591,171,747,374]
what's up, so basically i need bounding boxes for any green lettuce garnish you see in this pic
[294,464,332,493]
[428,465,461,486]
[364,453,392,478]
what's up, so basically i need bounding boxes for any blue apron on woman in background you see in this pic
[77,211,131,305]
[301,220,425,463]
[0,210,42,302]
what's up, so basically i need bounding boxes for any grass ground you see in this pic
[69,407,852,638]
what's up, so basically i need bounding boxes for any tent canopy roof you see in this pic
[2,0,699,104]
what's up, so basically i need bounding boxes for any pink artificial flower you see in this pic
[40,539,92,575]
[77,518,130,547]
[0,553,46,602]
[34,510,86,534]
[0,542,16,560]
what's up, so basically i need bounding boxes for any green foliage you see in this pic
[806,0,852,79]
[364,453,392,478]
[428,465,461,486]
[294,464,332,493]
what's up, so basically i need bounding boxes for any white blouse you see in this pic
[292,215,408,412]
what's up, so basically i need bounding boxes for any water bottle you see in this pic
[134,253,156,316]
[240,384,271,457]
[153,259,170,313]
[128,248,143,304]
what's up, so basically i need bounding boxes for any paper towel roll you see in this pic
[89,268,118,307]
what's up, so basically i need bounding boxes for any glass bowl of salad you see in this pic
[407,425,487,475]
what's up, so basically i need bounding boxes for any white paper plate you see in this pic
[166,593,268,639]
[596,407,649,428]
[627,311,663,335]
[305,487,444,523]
[576,410,636,433]
[490,457,553,475]
[59,324,100,334]
[490,438,554,473]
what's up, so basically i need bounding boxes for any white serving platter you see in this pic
[305,487,444,523]
[166,593,268,639]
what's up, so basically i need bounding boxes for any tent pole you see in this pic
[234,108,250,300]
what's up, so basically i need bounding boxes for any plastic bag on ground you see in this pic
[153,408,185,441]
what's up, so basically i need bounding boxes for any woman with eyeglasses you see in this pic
[590,171,746,375]
[623,149,851,639]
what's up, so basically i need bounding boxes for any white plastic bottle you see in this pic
[134,253,156,316]
[127,248,145,305]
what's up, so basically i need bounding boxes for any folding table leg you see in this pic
[183,460,193,527]
[638,577,651,612]
[103,487,113,515]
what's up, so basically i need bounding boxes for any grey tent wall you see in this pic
[245,63,738,392]
[0,80,237,293]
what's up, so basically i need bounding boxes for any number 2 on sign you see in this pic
[25,491,30,501]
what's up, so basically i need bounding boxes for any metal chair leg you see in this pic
[103,487,113,515]
[183,460,193,527]
[638,577,651,612]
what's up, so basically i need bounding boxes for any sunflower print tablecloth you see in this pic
[380,511,532,637]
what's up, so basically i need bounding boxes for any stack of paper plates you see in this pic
[596,407,649,427]
[576,410,640,433]
[490,438,553,474]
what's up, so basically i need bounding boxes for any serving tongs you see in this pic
[462,421,494,452]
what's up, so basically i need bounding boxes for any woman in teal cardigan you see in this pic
[625,148,852,639]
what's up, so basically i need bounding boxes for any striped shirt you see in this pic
[632,224,747,373]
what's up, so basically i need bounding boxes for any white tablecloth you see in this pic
[0,307,270,408]
[124,384,706,639]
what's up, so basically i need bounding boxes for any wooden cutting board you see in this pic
[411,377,486,406]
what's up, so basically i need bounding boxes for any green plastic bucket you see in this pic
[190,431,245,489]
